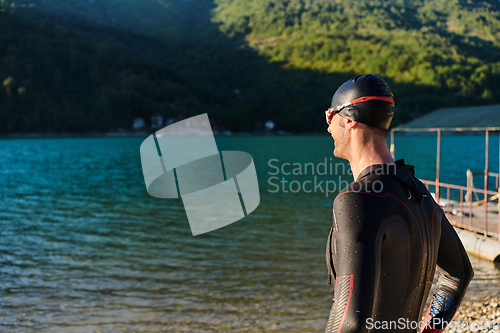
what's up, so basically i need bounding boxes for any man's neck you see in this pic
[348,138,395,180]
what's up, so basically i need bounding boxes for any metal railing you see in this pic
[391,127,500,240]
[490,172,500,190]
[421,179,500,240]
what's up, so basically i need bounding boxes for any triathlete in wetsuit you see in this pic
[324,75,474,333]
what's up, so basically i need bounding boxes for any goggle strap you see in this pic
[331,96,394,112]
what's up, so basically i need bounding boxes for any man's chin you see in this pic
[333,147,342,159]
[333,148,348,161]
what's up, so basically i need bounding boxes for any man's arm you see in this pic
[326,191,409,333]
[325,206,378,333]
[420,212,474,333]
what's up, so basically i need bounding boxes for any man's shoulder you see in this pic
[335,173,396,199]
[332,176,394,221]
[332,178,399,234]
[335,160,430,202]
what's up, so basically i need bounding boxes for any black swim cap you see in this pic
[330,74,394,131]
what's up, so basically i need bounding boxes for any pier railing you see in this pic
[421,179,500,240]
[391,127,500,241]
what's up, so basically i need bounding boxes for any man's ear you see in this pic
[345,119,358,130]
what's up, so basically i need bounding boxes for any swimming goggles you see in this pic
[325,96,394,124]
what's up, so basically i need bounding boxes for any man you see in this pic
[324,74,474,333]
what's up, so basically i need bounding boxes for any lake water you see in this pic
[0,134,499,332]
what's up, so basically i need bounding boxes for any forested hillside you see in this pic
[0,8,204,132]
[1,0,500,133]
[214,0,500,107]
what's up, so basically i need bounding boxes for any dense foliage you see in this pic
[1,0,500,133]
[0,11,203,132]
[214,0,500,97]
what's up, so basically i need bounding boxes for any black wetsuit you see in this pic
[325,160,473,333]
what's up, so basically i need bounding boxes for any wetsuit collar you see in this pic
[357,159,425,203]
[356,162,398,181]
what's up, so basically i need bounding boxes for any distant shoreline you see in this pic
[0,130,493,139]
[0,131,327,139]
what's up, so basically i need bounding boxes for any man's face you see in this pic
[327,113,349,160]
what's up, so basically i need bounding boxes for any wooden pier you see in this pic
[391,127,500,261]
[445,201,499,240]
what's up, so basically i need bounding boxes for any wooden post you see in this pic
[436,129,441,204]
[447,187,451,215]
[484,129,489,237]
[460,188,464,226]
[390,130,395,160]
[467,169,472,227]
